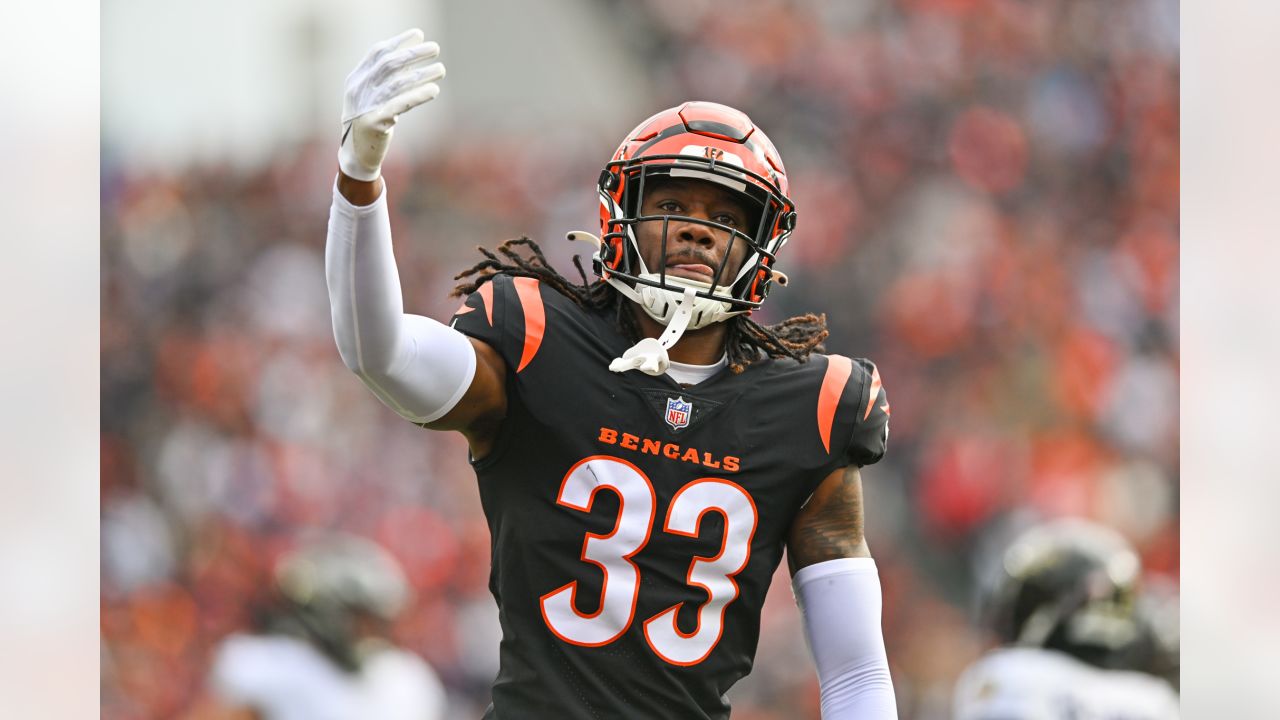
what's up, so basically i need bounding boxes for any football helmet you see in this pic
[270,533,412,671]
[274,533,411,620]
[582,101,797,329]
[983,518,1143,669]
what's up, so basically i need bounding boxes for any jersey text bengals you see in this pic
[597,427,741,472]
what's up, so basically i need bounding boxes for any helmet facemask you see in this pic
[597,154,795,329]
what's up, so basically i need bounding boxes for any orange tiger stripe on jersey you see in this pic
[513,277,545,372]
[479,282,495,326]
[863,363,882,421]
[817,355,853,454]
[454,301,476,316]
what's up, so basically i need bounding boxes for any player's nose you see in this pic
[672,215,717,248]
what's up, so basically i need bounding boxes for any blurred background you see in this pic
[101,0,1179,717]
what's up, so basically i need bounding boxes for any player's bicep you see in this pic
[418,336,507,436]
[786,465,870,574]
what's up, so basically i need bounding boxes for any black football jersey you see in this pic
[449,274,890,719]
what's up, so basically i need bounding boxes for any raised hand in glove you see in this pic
[338,29,445,182]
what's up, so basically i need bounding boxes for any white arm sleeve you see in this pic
[325,179,477,423]
[793,557,898,719]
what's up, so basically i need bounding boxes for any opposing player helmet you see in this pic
[590,101,797,325]
[983,518,1143,669]
[274,533,412,620]
[270,533,412,671]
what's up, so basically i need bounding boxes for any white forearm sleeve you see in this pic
[325,179,476,423]
[794,557,898,719]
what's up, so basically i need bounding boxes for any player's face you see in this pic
[635,177,754,285]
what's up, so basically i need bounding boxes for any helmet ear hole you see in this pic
[607,237,625,270]
[748,267,770,303]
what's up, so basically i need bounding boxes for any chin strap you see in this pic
[567,231,698,376]
[608,286,697,376]
[565,230,740,377]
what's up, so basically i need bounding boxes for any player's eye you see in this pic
[714,213,739,227]
[657,200,682,213]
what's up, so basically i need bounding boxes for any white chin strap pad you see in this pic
[608,286,697,376]
[636,276,737,330]
[565,230,746,377]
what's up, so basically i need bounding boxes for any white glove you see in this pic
[338,28,446,181]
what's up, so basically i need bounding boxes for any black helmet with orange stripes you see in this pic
[592,101,797,318]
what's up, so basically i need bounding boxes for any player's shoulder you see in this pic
[364,645,439,677]
[210,633,328,701]
[818,354,889,464]
[953,648,1081,719]
[451,272,526,323]
[957,648,1179,715]
[363,645,446,694]
[454,272,596,326]
[962,646,1081,681]
[734,353,889,464]
[747,351,878,387]
[761,353,884,395]
[841,356,889,411]
[355,646,447,720]
[214,632,313,669]
[452,273,595,373]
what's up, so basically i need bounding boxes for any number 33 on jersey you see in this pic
[540,456,757,665]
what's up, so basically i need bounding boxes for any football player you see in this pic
[325,29,896,719]
[952,518,1179,719]
[208,533,446,720]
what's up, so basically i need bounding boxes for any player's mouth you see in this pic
[664,260,718,283]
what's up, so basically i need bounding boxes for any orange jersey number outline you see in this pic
[539,456,759,665]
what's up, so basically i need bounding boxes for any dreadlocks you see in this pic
[451,237,829,374]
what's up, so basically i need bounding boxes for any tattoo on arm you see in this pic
[787,465,869,573]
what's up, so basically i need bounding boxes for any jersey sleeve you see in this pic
[844,358,890,467]
[450,273,549,376]
[449,273,520,368]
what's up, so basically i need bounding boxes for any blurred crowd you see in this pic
[101,1,1178,718]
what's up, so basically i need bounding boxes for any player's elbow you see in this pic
[334,318,479,426]
[330,311,402,378]
[339,347,406,391]
[333,329,374,377]
[332,329,362,374]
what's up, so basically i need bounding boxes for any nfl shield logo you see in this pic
[665,396,692,431]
